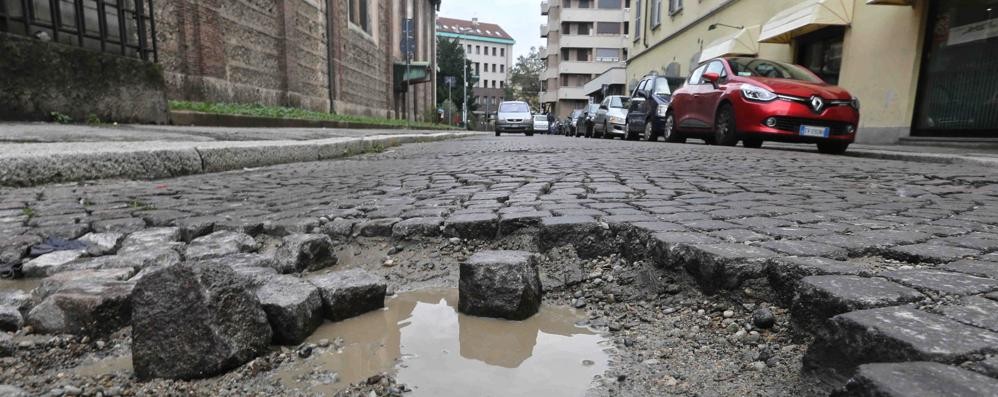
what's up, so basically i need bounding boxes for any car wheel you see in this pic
[495,131,501,137]
[714,104,739,146]
[743,138,763,148]
[643,121,657,141]
[603,123,613,139]
[817,142,849,155]
[663,113,685,143]
[526,131,534,137]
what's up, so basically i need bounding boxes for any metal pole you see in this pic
[462,49,467,127]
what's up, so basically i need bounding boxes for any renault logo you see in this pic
[810,96,825,113]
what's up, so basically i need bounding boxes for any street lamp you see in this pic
[708,23,744,31]
[457,27,475,127]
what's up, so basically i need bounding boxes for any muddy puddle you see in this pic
[276,288,611,396]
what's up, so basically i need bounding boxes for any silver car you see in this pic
[495,101,534,136]
[593,95,630,139]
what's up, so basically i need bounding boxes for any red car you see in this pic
[667,57,860,154]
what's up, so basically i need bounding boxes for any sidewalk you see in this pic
[0,123,480,187]
[766,142,998,168]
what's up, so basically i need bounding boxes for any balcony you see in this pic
[541,0,550,15]
[560,7,627,23]
[539,47,548,59]
[559,34,627,49]
[559,60,624,75]
[541,24,549,38]
[540,90,559,104]
[557,87,589,100]
[539,66,558,81]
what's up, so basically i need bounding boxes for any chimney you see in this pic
[472,18,479,27]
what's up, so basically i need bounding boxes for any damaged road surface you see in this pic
[1,135,997,396]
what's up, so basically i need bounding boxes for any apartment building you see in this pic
[436,17,515,120]
[540,0,631,118]
[627,0,998,144]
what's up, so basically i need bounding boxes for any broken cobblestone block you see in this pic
[262,217,319,236]
[392,217,444,238]
[537,216,608,258]
[939,296,998,332]
[357,218,402,237]
[459,250,542,321]
[21,249,87,277]
[0,305,22,331]
[174,216,222,242]
[885,243,980,264]
[809,306,998,370]
[185,231,259,261]
[835,362,998,397]
[444,213,499,239]
[678,243,777,293]
[77,232,124,255]
[27,278,134,337]
[274,234,337,274]
[758,240,848,260]
[940,259,998,279]
[880,269,998,296]
[792,275,924,330]
[131,262,272,380]
[231,266,279,289]
[32,268,135,304]
[308,269,386,322]
[319,218,357,238]
[256,275,323,345]
[497,211,550,236]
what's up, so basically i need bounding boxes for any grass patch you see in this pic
[170,101,452,130]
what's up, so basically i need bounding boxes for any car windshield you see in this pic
[727,58,822,83]
[652,77,671,96]
[534,115,547,121]
[587,104,600,112]
[499,102,530,113]
[609,97,629,108]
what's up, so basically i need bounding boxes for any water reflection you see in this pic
[282,288,609,396]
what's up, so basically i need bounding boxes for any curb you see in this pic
[843,148,998,168]
[169,110,458,131]
[0,132,481,187]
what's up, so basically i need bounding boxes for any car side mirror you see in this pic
[703,72,720,87]
[599,105,608,110]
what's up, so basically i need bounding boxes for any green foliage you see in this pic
[509,47,545,111]
[435,38,479,115]
[86,114,102,125]
[169,101,451,130]
[50,112,72,124]
[21,206,35,220]
[128,200,155,211]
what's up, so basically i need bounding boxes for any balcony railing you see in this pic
[541,0,550,15]
[540,24,548,37]
[0,0,157,61]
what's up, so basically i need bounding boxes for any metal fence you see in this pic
[0,0,156,61]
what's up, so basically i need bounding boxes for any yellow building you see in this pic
[627,0,998,144]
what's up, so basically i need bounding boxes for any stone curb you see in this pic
[169,110,458,131]
[843,148,998,168]
[0,132,481,187]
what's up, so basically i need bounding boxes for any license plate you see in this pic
[799,125,830,138]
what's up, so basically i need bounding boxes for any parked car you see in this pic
[668,57,859,154]
[495,101,534,136]
[592,95,631,139]
[577,104,600,138]
[532,115,550,134]
[566,109,583,136]
[625,74,675,141]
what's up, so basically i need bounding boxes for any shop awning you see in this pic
[758,0,854,44]
[700,25,761,63]
[393,61,432,91]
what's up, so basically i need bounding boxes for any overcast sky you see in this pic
[439,0,546,61]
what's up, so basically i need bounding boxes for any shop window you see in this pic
[914,0,998,137]
[795,27,844,85]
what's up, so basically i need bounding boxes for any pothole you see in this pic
[273,288,611,396]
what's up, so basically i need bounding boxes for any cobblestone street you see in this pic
[2,135,997,396]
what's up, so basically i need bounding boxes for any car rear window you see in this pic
[534,115,547,121]
[499,102,530,113]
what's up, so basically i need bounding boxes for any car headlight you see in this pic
[850,97,861,110]
[656,105,668,118]
[609,116,625,124]
[741,84,777,102]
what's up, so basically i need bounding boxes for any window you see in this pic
[609,96,629,108]
[499,102,530,112]
[705,61,726,80]
[795,27,844,85]
[652,0,662,28]
[596,22,621,35]
[467,44,472,53]
[500,48,505,57]
[493,64,498,73]
[475,62,480,75]
[348,0,370,33]
[598,0,621,8]
[500,81,505,88]
[634,0,641,40]
[669,0,682,15]
[500,65,505,73]
[578,23,591,35]
[578,0,591,7]
[688,65,706,85]
[492,47,497,56]
[595,48,621,62]
[727,58,821,83]
[476,45,480,54]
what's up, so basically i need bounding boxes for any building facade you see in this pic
[626,0,998,144]
[540,0,632,118]
[155,0,440,120]
[436,17,515,120]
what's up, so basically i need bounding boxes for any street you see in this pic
[1,135,996,396]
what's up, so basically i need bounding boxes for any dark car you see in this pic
[625,74,676,141]
[576,104,600,138]
[667,57,859,154]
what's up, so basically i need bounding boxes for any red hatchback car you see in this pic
[667,57,860,154]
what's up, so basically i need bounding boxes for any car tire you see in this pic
[643,121,657,141]
[743,138,763,148]
[603,123,612,139]
[495,131,501,137]
[817,142,849,154]
[526,132,534,137]
[714,104,739,146]
[663,113,685,143]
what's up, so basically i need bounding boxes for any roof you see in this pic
[435,17,515,44]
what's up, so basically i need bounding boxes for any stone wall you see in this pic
[329,0,392,117]
[0,33,168,124]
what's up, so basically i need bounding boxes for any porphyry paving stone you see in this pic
[679,243,778,293]
[885,243,981,264]
[792,275,924,329]
[308,269,386,322]
[939,296,998,332]
[837,362,998,397]
[443,213,498,239]
[767,257,870,305]
[940,260,998,279]
[759,240,849,260]
[880,269,998,296]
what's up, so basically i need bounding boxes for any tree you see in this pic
[508,46,545,111]
[436,38,479,121]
